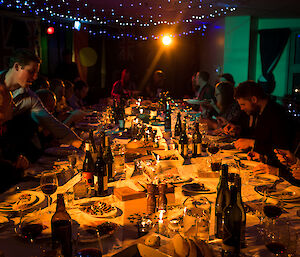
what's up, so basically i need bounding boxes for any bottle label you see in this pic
[118,120,124,129]
[103,176,108,191]
[197,143,201,155]
[183,144,188,156]
[178,144,181,153]
[82,172,94,186]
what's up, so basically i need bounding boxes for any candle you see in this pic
[140,108,144,114]
[158,210,164,234]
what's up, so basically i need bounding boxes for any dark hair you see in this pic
[49,79,65,92]
[199,71,210,82]
[216,82,235,112]
[64,80,74,90]
[234,80,267,100]
[36,89,56,104]
[30,75,49,91]
[74,80,88,92]
[9,48,41,68]
[220,73,235,85]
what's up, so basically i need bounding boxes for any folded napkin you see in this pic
[114,179,145,192]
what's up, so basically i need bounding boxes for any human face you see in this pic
[0,86,15,125]
[237,97,259,115]
[215,88,222,109]
[79,86,88,99]
[15,61,40,88]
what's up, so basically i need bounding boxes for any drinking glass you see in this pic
[183,197,211,241]
[264,219,290,256]
[18,215,44,244]
[40,170,58,211]
[207,142,221,171]
[68,152,78,170]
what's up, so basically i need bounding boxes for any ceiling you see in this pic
[1,0,300,38]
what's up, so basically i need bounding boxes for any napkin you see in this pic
[114,179,145,192]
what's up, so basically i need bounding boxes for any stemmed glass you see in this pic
[40,170,58,212]
[207,142,221,171]
[263,219,290,256]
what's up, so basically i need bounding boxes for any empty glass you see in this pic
[183,197,211,241]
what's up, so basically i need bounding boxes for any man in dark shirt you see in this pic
[233,81,292,165]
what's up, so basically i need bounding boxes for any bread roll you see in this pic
[173,234,189,257]
[145,234,160,247]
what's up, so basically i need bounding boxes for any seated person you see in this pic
[49,79,70,113]
[201,82,241,131]
[111,69,136,100]
[68,80,89,110]
[144,70,166,99]
[251,148,300,186]
[0,49,82,148]
[216,73,235,86]
[192,71,215,101]
[36,89,86,128]
[232,81,293,166]
[30,75,50,92]
[64,80,74,105]
[0,84,29,192]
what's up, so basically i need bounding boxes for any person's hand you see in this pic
[15,155,30,170]
[252,163,279,176]
[292,168,300,180]
[274,149,296,166]
[234,138,255,150]
[216,116,228,127]
[71,139,82,149]
[223,123,240,137]
[247,151,261,161]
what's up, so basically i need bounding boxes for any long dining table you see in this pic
[0,105,299,257]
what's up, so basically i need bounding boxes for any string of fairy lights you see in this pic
[0,0,237,39]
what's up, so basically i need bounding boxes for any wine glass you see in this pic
[18,215,44,244]
[207,142,221,171]
[40,170,58,212]
[264,219,290,256]
[183,197,211,241]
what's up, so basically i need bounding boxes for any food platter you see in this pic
[0,191,45,213]
[182,183,215,194]
[158,175,192,185]
[78,199,117,218]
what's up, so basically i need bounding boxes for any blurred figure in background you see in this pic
[144,70,166,98]
[192,71,215,101]
[55,49,80,83]
[202,81,241,130]
[68,80,89,110]
[111,69,136,100]
[49,79,70,113]
[217,73,235,86]
[64,80,74,105]
[30,75,50,92]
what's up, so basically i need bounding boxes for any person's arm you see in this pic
[23,92,82,145]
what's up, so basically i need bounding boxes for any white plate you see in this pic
[255,185,300,202]
[0,191,45,213]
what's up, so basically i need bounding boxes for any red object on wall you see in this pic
[47,27,54,35]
